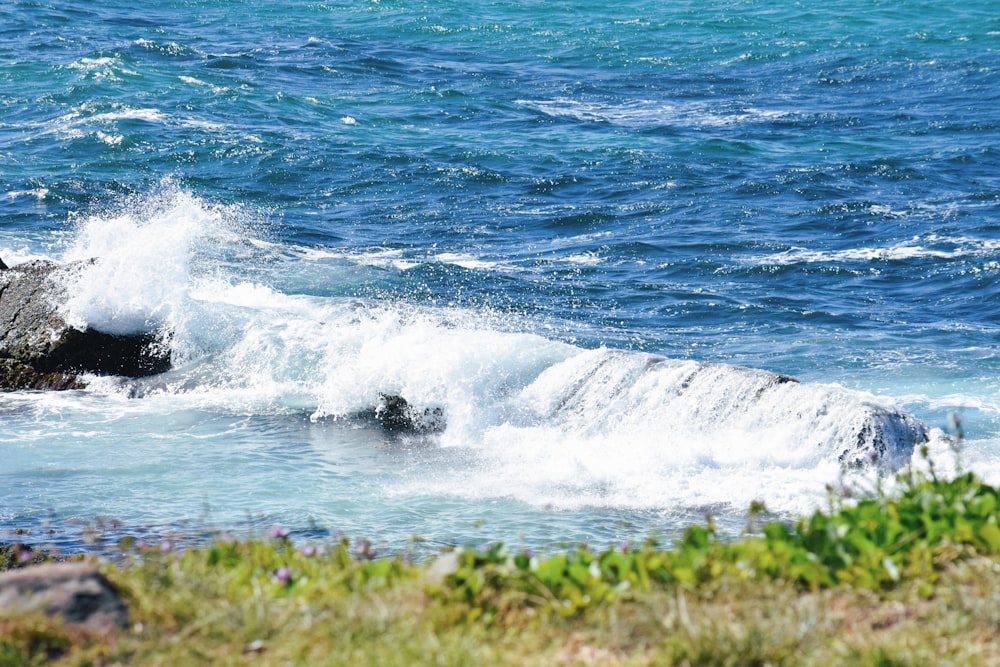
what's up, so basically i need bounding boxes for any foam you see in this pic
[760,235,1000,265]
[58,184,250,337]
[515,98,798,129]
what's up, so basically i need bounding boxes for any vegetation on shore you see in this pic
[3,465,1000,666]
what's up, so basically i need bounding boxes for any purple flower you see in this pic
[300,545,322,558]
[270,526,289,540]
[160,541,173,553]
[18,549,31,563]
[275,566,291,584]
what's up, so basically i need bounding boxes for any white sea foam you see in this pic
[95,131,123,145]
[563,252,602,265]
[66,56,119,70]
[429,252,498,271]
[27,104,231,145]
[30,105,168,142]
[760,235,1000,265]
[7,188,49,201]
[516,98,798,129]
[88,108,167,124]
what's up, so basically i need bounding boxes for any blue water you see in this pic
[2,1,1000,555]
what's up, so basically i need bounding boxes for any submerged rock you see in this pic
[373,393,446,433]
[0,259,171,390]
[0,562,128,632]
[521,349,930,471]
[344,393,447,434]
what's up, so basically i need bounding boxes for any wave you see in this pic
[32,186,929,490]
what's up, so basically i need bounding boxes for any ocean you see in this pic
[2,0,999,555]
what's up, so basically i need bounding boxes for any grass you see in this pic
[3,468,1000,666]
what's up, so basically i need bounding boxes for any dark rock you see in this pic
[0,562,128,632]
[0,359,83,390]
[0,259,171,390]
[0,257,7,271]
[371,393,446,433]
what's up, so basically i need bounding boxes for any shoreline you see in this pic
[3,471,999,664]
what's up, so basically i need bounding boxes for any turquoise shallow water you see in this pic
[2,1,1000,554]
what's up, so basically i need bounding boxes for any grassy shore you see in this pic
[3,468,1000,666]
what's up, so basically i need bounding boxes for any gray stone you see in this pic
[0,562,128,632]
[0,259,171,389]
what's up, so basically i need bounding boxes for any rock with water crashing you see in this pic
[521,349,930,471]
[838,403,929,470]
[0,258,171,390]
[0,562,128,632]
[373,393,446,433]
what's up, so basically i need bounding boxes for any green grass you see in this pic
[3,469,1000,665]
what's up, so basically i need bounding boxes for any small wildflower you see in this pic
[275,566,291,584]
[300,545,322,557]
[18,549,31,563]
[160,541,172,553]
[270,525,289,540]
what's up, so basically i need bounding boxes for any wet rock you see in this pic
[0,259,171,389]
[0,359,83,390]
[363,393,446,433]
[839,404,930,470]
[0,562,128,632]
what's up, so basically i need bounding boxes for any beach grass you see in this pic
[3,468,1000,666]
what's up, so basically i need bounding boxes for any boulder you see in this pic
[0,562,128,632]
[0,258,171,389]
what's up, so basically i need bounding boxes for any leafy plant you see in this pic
[433,471,1000,619]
